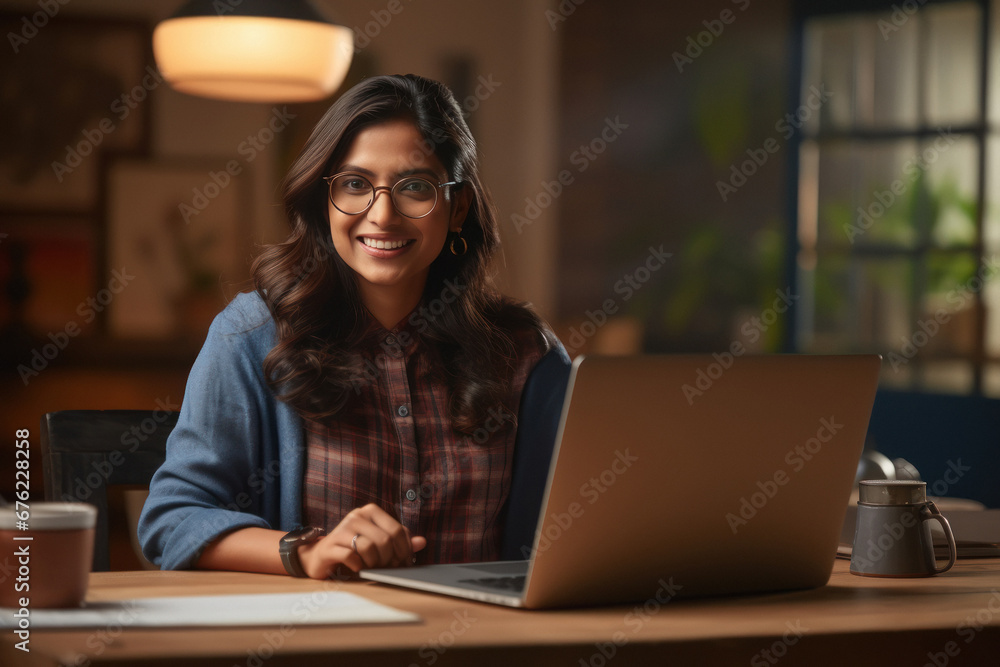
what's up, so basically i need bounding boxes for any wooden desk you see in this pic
[4,559,1000,666]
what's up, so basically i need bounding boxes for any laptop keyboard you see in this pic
[457,575,527,592]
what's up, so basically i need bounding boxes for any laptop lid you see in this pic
[362,354,881,609]
[518,354,881,608]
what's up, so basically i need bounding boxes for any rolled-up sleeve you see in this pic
[138,294,300,570]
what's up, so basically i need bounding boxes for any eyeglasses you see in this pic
[324,172,461,219]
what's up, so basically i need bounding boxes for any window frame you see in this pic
[786,0,994,395]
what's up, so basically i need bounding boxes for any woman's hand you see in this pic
[297,503,427,579]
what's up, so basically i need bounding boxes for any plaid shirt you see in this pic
[302,317,547,564]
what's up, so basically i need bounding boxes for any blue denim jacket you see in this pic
[138,291,570,569]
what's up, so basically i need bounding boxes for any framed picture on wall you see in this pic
[103,156,250,342]
[0,14,153,212]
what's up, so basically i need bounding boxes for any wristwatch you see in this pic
[279,526,325,578]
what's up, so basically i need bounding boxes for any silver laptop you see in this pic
[361,354,882,608]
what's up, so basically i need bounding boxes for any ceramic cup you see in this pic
[0,502,96,608]
[850,480,956,577]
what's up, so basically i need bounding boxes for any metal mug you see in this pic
[850,480,957,577]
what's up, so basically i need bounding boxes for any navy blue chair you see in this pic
[500,350,572,560]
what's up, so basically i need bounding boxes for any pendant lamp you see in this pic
[153,0,354,103]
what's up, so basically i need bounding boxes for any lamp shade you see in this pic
[153,0,354,103]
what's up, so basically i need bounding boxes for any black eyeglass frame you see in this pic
[323,172,463,219]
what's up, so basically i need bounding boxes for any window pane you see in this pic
[815,142,862,248]
[923,251,979,357]
[857,257,913,350]
[984,135,999,360]
[925,3,981,126]
[991,0,1000,125]
[985,256,1000,356]
[800,255,914,352]
[798,254,849,351]
[870,10,920,128]
[986,137,1000,249]
[922,136,978,249]
[819,140,921,249]
[802,17,857,132]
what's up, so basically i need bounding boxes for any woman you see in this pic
[139,74,570,579]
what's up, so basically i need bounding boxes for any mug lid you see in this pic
[859,479,927,505]
[0,502,97,530]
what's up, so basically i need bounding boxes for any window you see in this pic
[792,0,1000,395]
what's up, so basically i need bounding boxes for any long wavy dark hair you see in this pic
[252,74,550,433]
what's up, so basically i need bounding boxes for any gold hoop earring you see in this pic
[450,233,468,256]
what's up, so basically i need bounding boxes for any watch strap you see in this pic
[279,526,324,578]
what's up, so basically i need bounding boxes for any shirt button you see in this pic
[397,405,409,417]
[405,489,417,501]
[385,335,397,347]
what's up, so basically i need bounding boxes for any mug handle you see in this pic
[921,501,957,575]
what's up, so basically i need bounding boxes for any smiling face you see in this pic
[328,118,469,326]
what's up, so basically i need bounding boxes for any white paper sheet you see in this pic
[1,591,420,628]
